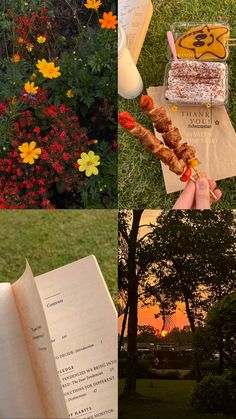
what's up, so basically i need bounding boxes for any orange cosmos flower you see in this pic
[19,142,41,165]
[24,81,39,95]
[99,11,118,30]
[84,0,102,9]
[11,54,21,63]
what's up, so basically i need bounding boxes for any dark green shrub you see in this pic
[137,359,152,378]
[150,369,180,380]
[191,374,234,414]
[118,358,152,379]
[201,359,220,375]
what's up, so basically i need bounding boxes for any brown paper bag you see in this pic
[147,86,236,194]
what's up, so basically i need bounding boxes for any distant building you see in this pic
[137,342,155,352]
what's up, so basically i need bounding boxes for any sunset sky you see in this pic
[118,303,189,335]
[119,210,189,335]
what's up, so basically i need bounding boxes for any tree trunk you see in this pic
[218,331,224,374]
[118,302,129,357]
[217,286,224,374]
[184,294,201,382]
[123,210,143,397]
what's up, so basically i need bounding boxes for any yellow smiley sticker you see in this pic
[175,24,229,61]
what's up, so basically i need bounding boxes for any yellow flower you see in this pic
[19,141,42,165]
[99,11,118,30]
[11,54,21,63]
[36,59,61,79]
[24,81,39,95]
[84,0,102,9]
[66,89,75,98]
[26,43,34,52]
[37,35,47,44]
[77,151,100,177]
[171,105,178,112]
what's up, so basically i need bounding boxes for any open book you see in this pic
[0,256,117,419]
[118,0,153,63]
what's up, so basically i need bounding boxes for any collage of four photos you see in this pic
[0,0,236,419]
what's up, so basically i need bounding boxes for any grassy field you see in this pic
[0,210,117,302]
[119,0,236,209]
[119,379,229,419]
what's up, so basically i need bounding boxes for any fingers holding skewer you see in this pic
[173,173,222,209]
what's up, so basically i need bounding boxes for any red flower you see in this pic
[44,105,58,118]
[0,103,6,115]
[60,131,66,138]
[52,161,63,174]
[59,104,67,114]
[0,101,89,208]
[63,152,70,161]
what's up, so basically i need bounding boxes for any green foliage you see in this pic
[0,1,117,208]
[0,58,33,101]
[207,292,236,368]
[0,11,12,30]
[54,28,117,115]
[191,374,235,414]
[79,141,117,209]
[163,326,192,346]
[137,325,159,342]
[0,100,23,148]
[192,327,215,362]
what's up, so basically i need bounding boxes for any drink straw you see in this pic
[167,31,177,61]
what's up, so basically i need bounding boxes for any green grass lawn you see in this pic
[119,0,236,209]
[0,210,117,302]
[119,379,229,419]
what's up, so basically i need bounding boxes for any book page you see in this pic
[0,283,45,419]
[118,0,137,33]
[118,0,153,63]
[12,262,69,419]
[35,256,118,419]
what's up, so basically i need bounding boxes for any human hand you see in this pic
[173,173,222,210]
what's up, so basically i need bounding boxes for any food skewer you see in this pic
[140,95,197,167]
[139,95,218,200]
[118,112,186,176]
[118,97,218,201]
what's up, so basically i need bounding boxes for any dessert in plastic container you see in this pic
[169,22,230,61]
[163,60,229,106]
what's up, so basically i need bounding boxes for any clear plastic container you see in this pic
[168,22,230,62]
[162,60,229,106]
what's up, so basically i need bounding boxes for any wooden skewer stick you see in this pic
[190,175,218,201]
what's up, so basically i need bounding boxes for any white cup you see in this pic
[118,25,143,99]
